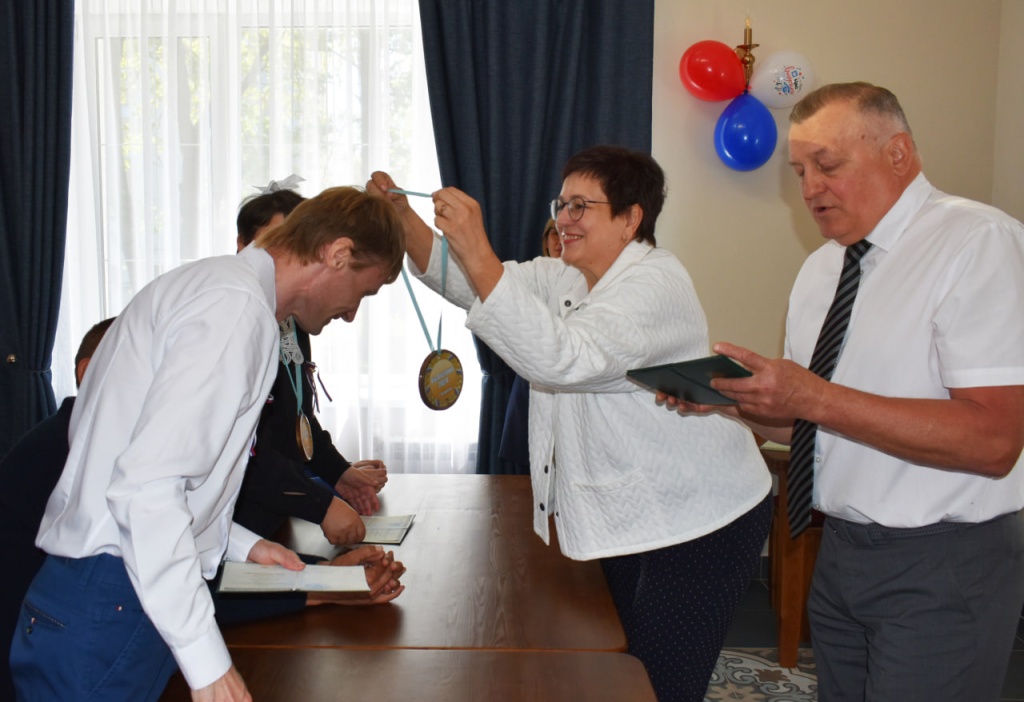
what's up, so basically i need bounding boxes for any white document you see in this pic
[218,562,370,593]
[361,514,415,544]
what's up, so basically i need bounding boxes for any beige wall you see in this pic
[652,0,1021,357]
[994,0,1024,221]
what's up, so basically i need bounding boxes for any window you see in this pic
[58,0,480,473]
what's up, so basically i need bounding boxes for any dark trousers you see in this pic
[601,494,772,702]
[810,510,1024,702]
[10,554,179,702]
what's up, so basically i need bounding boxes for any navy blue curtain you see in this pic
[418,0,654,474]
[0,1,74,457]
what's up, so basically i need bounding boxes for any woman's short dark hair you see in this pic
[236,189,307,246]
[561,145,666,246]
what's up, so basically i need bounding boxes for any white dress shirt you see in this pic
[785,174,1024,527]
[414,237,771,560]
[37,245,279,689]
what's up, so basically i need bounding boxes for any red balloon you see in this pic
[679,40,745,102]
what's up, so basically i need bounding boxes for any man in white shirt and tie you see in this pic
[663,82,1024,701]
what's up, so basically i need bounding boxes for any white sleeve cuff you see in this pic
[225,522,262,563]
[174,625,233,690]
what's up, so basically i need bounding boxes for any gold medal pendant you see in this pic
[418,349,463,411]
[403,237,464,411]
[296,412,314,461]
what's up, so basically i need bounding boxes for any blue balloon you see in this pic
[713,93,778,171]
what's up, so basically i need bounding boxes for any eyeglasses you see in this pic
[550,196,611,222]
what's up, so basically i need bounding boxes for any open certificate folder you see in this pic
[626,354,752,405]
[360,514,415,545]
[218,562,370,593]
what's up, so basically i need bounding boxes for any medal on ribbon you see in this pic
[295,413,314,461]
[418,348,463,410]
[402,237,463,410]
[280,317,315,460]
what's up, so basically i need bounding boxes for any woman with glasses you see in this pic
[368,145,771,702]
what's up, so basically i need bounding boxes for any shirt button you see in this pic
[539,502,545,511]
[543,465,549,474]
[563,300,571,307]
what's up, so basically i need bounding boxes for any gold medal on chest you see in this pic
[296,412,314,461]
[418,349,463,411]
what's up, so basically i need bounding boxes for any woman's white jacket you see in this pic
[413,238,770,560]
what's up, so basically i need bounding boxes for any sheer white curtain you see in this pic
[56,0,480,474]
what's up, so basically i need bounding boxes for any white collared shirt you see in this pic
[785,174,1024,526]
[37,245,279,689]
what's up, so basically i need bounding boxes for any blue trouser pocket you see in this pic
[11,555,178,702]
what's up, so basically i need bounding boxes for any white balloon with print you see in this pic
[749,51,815,109]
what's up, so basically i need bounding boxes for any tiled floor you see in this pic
[723,567,1024,700]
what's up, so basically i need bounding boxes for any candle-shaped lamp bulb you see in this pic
[744,16,752,45]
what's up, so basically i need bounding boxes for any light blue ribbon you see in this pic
[401,237,449,352]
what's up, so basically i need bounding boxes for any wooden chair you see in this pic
[761,448,822,668]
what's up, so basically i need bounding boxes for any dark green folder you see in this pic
[627,354,752,405]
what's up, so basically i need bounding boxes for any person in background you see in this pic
[235,184,305,253]
[369,146,772,702]
[0,318,114,701]
[12,186,406,702]
[663,82,1024,702]
[234,182,389,545]
[542,216,562,258]
[498,217,561,474]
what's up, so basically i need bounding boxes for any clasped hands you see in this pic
[320,458,388,545]
[308,545,407,606]
[335,459,387,516]
[246,539,406,606]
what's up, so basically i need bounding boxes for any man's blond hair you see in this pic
[255,186,405,283]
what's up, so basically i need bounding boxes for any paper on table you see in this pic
[218,562,369,593]
[361,514,415,544]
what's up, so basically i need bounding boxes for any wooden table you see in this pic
[221,474,626,652]
[160,649,657,701]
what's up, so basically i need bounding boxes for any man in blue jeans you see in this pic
[3,317,404,701]
[11,187,406,702]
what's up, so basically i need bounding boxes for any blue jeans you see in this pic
[10,554,178,702]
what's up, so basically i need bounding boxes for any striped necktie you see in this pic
[787,239,873,538]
